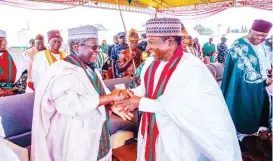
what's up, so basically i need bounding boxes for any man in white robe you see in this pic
[0,30,27,96]
[116,18,242,161]
[23,34,46,84]
[27,30,66,92]
[31,25,133,161]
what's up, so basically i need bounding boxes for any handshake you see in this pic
[109,89,141,121]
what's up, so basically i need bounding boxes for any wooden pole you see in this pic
[115,0,136,73]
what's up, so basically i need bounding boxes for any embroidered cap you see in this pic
[0,30,6,38]
[146,18,181,37]
[68,25,98,40]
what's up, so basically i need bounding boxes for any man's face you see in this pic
[30,41,35,47]
[248,30,268,45]
[102,40,107,45]
[119,36,126,45]
[221,38,227,43]
[113,36,118,44]
[209,38,213,43]
[147,36,171,60]
[181,31,190,49]
[78,38,99,64]
[35,40,45,51]
[130,40,138,50]
[49,38,62,51]
[0,37,7,51]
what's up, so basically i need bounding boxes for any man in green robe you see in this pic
[221,19,272,135]
[202,37,216,63]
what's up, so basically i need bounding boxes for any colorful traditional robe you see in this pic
[31,57,112,161]
[221,38,272,134]
[0,48,27,94]
[132,45,241,161]
[27,50,66,92]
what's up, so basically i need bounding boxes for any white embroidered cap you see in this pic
[0,30,6,38]
[68,25,98,40]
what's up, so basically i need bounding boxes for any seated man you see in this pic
[0,30,27,96]
[27,30,66,92]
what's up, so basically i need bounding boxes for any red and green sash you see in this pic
[64,53,111,160]
[141,45,183,161]
[0,50,17,89]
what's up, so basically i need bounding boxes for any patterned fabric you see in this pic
[68,25,98,40]
[221,37,271,134]
[217,42,228,63]
[0,70,27,96]
[243,38,272,81]
[146,18,181,37]
[110,44,128,78]
[96,52,109,71]
[64,53,111,160]
[14,70,27,94]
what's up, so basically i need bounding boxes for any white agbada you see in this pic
[28,50,64,91]
[132,53,242,161]
[0,48,27,83]
[31,60,112,161]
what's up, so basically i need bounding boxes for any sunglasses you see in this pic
[82,44,100,51]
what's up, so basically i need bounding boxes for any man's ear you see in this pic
[168,37,175,46]
[73,44,79,51]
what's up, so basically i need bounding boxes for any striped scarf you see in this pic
[141,45,183,161]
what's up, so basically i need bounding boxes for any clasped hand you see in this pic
[109,89,141,121]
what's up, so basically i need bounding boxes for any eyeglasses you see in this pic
[86,44,100,51]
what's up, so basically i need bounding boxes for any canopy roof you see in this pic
[89,0,230,8]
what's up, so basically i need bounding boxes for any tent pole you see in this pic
[155,8,158,18]
[115,0,137,74]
